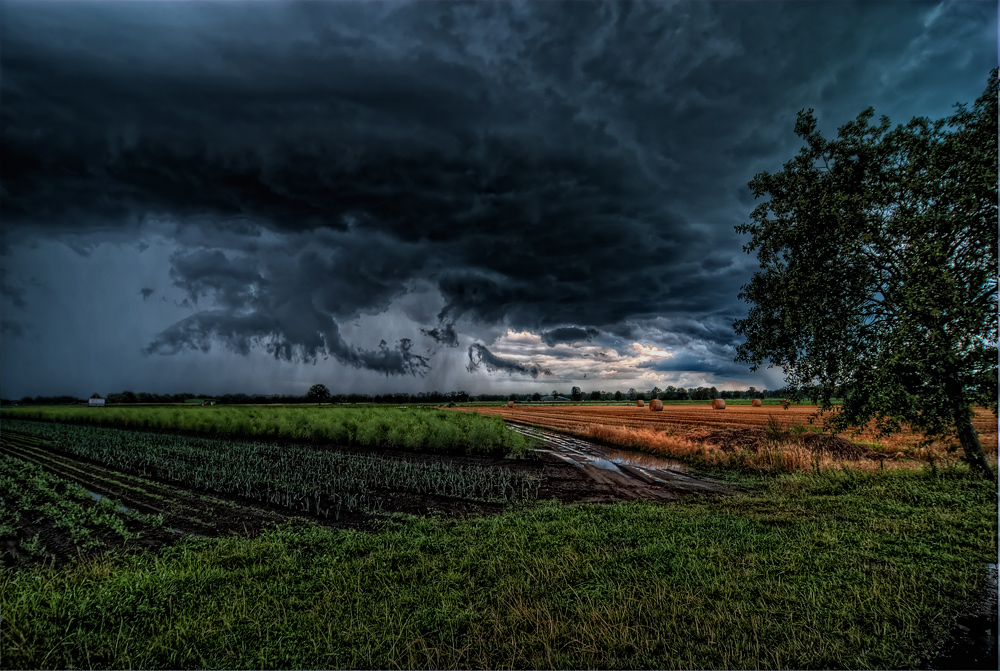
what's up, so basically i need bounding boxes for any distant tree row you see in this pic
[0,385,804,407]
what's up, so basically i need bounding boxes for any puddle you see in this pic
[583,457,624,473]
[85,490,131,514]
[604,449,686,472]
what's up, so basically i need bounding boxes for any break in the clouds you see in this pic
[1,0,995,398]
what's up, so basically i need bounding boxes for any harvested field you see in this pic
[459,404,999,471]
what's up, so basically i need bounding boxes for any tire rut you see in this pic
[506,422,735,499]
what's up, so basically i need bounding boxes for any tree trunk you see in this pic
[955,410,995,480]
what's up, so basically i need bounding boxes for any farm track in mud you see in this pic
[506,422,735,500]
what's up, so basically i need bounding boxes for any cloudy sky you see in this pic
[1,0,995,399]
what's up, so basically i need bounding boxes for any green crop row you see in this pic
[1,405,534,455]
[3,421,539,519]
[0,453,160,559]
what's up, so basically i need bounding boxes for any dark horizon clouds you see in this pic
[1,0,995,398]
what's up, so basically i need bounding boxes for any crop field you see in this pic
[0,405,533,456]
[1,420,539,525]
[463,403,1000,472]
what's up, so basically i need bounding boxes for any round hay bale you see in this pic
[507,400,515,408]
[711,398,726,410]
[649,398,664,411]
[751,398,762,407]
[636,399,645,407]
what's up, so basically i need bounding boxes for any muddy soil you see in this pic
[1,425,735,566]
[924,563,998,670]
[506,422,736,501]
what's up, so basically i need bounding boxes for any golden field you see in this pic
[462,403,999,472]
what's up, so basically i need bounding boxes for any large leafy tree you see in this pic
[306,384,332,404]
[734,71,997,478]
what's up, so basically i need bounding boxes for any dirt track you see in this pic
[507,423,734,501]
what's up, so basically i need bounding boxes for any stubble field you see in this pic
[462,403,999,472]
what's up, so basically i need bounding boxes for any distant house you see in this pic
[88,398,105,407]
[184,398,218,406]
[538,395,572,402]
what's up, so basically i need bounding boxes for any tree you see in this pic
[571,386,583,401]
[307,384,331,404]
[734,71,997,478]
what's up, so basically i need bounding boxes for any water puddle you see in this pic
[85,489,131,514]
[584,457,624,473]
[603,449,686,472]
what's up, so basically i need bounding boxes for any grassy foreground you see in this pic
[2,466,996,669]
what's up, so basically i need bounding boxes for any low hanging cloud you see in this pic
[466,343,551,379]
[144,306,429,377]
[421,320,459,348]
[540,326,600,347]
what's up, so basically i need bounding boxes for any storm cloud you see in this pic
[1,0,994,397]
[467,344,551,380]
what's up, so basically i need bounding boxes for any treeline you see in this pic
[1,386,798,407]
[550,386,787,402]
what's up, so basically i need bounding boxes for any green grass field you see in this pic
[1,465,995,669]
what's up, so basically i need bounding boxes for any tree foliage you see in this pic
[734,71,997,477]
[307,384,332,403]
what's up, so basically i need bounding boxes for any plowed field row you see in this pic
[0,431,276,536]
[461,404,998,454]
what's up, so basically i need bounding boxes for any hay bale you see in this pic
[711,398,726,410]
[636,399,645,407]
[649,399,663,411]
[507,400,515,408]
[751,398,762,407]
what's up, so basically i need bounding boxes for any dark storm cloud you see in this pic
[1,269,27,309]
[144,308,428,376]
[540,327,601,347]
[467,344,551,379]
[0,320,27,339]
[637,350,748,378]
[1,0,994,388]
[421,322,459,348]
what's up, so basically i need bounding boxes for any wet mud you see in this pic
[924,563,998,670]
[506,422,736,501]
